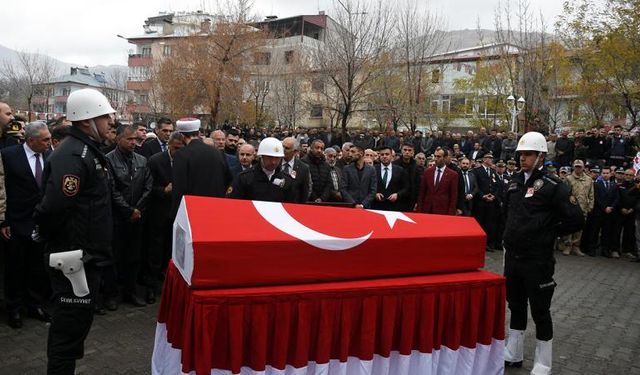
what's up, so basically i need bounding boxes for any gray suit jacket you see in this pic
[340,163,377,208]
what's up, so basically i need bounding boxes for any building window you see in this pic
[284,50,294,64]
[432,69,441,84]
[254,52,271,65]
[163,45,172,56]
[138,94,149,104]
[310,105,323,118]
[142,47,152,57]
[441,95,450,112]
[62,87,71,97]
[311,78,324,92]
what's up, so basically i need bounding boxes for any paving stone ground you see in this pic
[1,250,639,374]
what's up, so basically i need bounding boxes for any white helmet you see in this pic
[516,132,548,153]
[66,88,116,121]
[257,137,284,157]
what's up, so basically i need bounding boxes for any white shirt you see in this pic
[434,166,445,185]
[380,164,392,188]
[263,168,275,181]
[524,171,532,184]
[23,143,40,178]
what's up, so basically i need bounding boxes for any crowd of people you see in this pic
[0,89,639,373]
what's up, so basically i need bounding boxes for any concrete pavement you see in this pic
[1,251,639,374]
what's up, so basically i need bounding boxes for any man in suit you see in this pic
[393,143,421,211]
[468,142,485,161]
[230,143,256,178]
[171,118,232,219]
[417,148,459,215]
[456,157,478,216]
[142,131,185,303]
[591,167,620,257]
[374,146,409,211]
[473,153,502,251]
[282,137,311,203]
[138,117,173,159]
[1,121,52,328]
[341,145,377,208]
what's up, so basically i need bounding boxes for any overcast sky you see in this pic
[2,0,570,67]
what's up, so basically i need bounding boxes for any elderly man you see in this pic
[231,143,256,177]
[211,130,226,150]
[1,122,52,328]
[281,137,311,203]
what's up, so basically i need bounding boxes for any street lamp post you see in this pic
[506,95,525,133]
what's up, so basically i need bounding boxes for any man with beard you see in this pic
[374,146,408,211]
[210,130,226,150]
[456,157,478,216]
[301,139,332,203]
[323,147,343,202]
[223,129,240,171]
[335,142,353,169]
[341,145,377,208]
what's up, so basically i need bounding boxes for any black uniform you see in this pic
[34,126,113,375]
[503,168,583,341]
[229,164,294,202]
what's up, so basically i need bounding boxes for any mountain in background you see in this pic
[0,44,127,83]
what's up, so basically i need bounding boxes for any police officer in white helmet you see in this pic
[228,137,294,202]
[34,88,116,374]
[503,132,584,375]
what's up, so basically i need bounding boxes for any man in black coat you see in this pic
[281,137,311,203]
[341,145,377,209]
[591,167,620,257]
[373,146,409,211]
[473,153,501,251]
[171,118,232,219]
[1,121,52,328]
[301,139,333,203]
[393,143,420,211]
[142,131,185,302]
[138,117,173,159]
[456,157,478,216]
[104,125,153,308]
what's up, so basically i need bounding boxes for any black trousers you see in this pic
[504,256,556,341]
[47,262,102,375]
[103,221,143,297]
[615,213,636,253]
[4,233,50,312]
[593,212,617,255]
[474,200,500,249]
[141,220,172,290]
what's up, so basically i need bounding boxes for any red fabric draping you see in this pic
[158,263,505,375]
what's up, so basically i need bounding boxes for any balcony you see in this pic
[127,81,151,91]
[128,54,153,67]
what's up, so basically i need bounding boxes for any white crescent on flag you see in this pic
[252,201,415,251]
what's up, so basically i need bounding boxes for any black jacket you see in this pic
[1,144,50,237]
[147,151,173,227]
[301,154,332,202]
[34,126,113,263]
[106,147,152,221]
[393,158,420,211]
[281,158,311,204]
[229,164,294,203]
[594,178,620,214]
[373,163,409,211]
[171,139,231,219]
[503,169,584,261]
[138,137,163,159]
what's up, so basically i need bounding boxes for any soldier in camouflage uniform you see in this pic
[561,159,594,256]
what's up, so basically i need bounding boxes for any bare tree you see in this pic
[107,68,130,119]
[395,0,447,131]
[1,51,59,121]
[312,0,394,139]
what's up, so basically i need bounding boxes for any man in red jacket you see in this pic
[417,148,459,215]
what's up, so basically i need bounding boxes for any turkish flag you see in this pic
[173,196,486,288]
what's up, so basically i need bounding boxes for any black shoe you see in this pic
[505,360,523,368]
[123,294,146,307]
[8,310,23,329]
[104,297,119,311]
[27,306,51,323]
[145,289,156,305]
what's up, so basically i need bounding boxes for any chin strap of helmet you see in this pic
[88,119,103,143]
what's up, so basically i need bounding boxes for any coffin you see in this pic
[172,196,486,288]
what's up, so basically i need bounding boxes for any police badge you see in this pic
[533,179,544,191]
[62,175,80,197]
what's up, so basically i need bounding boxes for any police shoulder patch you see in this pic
[533,179,544,191]
[62,175,80,197]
